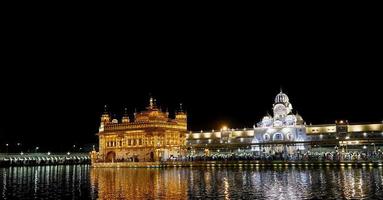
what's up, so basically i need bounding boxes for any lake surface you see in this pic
[1,165,382,199]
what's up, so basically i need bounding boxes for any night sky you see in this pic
[1,18,382,152]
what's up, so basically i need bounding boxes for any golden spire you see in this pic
[179,103,184,112]
[122,107,130,123]
[148,95,158,110]
[149,97,154,109]
[104,104,108,114]
[165,107,169,117]
[124,107,128,116]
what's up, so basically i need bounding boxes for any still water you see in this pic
[0,165,382,199]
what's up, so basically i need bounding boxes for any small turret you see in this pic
[122,107,130,123]
[99,105,111,132]
[133,108,137,121]
[175,103,187,129]
[165,107,169,118]
[147,96,158,110]
[100,105,111,125]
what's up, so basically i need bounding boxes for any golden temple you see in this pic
[95,97,187,162]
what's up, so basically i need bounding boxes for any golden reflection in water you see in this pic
[338,167,368,199]
[90,168,188,200]
[223,177,230,200]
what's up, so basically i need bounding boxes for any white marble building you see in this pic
[252,90,307,154]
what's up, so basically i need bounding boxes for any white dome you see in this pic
[275,91,289,104]
[273,120,283,127]
[285,114,297,125]
[262,115,271,121]
[261,115,273,127]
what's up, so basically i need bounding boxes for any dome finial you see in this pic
[124,107,128,116]
[149,97,154,109]
[104,104,108,114]
[280,86,283,93]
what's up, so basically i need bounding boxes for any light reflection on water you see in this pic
[0,165,90,199]
[91,167,188,199]
[0,165,383,199]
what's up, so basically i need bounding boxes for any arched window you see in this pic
[273,133,284,141]
[263,134,270,141]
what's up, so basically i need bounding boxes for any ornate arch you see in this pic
[105,151,116,162]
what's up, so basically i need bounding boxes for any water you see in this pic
[1,165,383,199]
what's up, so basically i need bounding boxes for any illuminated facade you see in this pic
[251,90,307,154]
[95,97,187,162]
[187,91,383,156]
[93,92,383,163]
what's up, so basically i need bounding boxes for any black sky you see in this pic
[0,13,382,152]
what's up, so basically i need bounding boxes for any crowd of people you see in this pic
[96,147,383,163]
[176,148,383,162]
